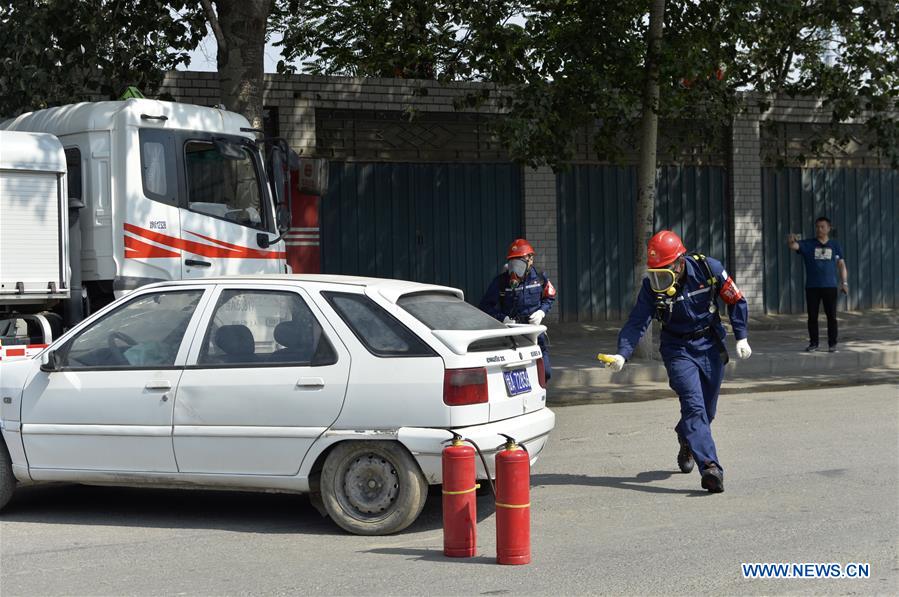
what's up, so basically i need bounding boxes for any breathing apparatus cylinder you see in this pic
[442,434,478,557]
[495,435,531,565]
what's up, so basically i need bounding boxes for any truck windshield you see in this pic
[184,139,269,231]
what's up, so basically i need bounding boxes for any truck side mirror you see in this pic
[276,205,290,233]
[269,145,286,204]
[40,350,59,372]
[267,145,291,233]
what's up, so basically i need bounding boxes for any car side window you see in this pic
[197,289,337,367]
[322,292,435,358]
[56,290,203,369]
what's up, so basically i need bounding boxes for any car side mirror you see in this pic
[40,350,59,372]
[256,232,271,249]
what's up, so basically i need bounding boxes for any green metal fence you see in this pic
[322,161,522,304]
[762,167,898,313]
[557,165,729,321]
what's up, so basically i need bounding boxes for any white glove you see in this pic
[736,338,752,360]
[608,354,626,372]
[528,310,545,325]
[502,316,513,324]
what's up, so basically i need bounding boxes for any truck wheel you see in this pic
[320,441,427,536]
[0,441,15,511]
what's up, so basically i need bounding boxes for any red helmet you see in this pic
[507,238,536,259]
[647,230,687,268]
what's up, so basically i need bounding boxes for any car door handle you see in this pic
[185,259,211,268]
[145,381,172,391]
[296,377,325,390]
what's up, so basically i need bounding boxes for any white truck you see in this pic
[1,99,292,357]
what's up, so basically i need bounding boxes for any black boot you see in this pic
[701,463,724,493]
[677,433,694,474]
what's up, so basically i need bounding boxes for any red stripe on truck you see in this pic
[125,234,181,258]
[124,223,285,260]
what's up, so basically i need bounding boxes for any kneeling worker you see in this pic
[480,238,557,379]
[604,231,751,493]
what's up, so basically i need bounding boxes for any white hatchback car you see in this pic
[0,275,555,534]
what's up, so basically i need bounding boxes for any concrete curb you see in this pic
[551,349,899,389]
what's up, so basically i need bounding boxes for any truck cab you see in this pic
[1,99,289,342]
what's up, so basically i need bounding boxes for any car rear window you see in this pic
[397,292,506,331]
[322,291,436,358]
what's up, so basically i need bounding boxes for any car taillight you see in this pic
[536,358,547,389]
[443,367,488,406]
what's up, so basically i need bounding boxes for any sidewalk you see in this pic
[546,309,899,404]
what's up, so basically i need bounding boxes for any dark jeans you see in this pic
[806,287,838,347]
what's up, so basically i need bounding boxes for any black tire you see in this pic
[0,441,15,511]
[320,441,427,536]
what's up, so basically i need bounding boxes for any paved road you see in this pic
[2,385,897,596]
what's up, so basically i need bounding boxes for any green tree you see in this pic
[0,0,206,117]
[275,0,528,80]
[199,0,275,128]
[491,1,897,167]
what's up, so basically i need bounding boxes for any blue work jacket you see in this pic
[617,255,748,360]
[480,268,556,323]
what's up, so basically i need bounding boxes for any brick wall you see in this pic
[730,104,765,313]
[728,93,895,315]
[158,71,508,158]
[522,166,560,321]
[159,73,895,316]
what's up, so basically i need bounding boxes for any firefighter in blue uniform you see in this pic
[480,238,557,379]
[605,231,751,493]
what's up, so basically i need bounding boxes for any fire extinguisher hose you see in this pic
[461,437,496,497]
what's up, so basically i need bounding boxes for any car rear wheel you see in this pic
[320,441,427,535]
[0,441,15,511]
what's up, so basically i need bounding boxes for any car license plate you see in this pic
[503,369,531,396]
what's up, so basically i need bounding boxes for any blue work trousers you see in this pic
[663,345,725,472]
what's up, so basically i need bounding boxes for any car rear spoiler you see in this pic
[430,324,546,355]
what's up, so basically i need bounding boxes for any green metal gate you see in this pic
[557,165,729,321]
[762,167,898,313]
[322,162,522,303]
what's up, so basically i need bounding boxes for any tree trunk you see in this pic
[204,0,272,129]
[633,0,665,360]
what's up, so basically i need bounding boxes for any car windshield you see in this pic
[397,292,506,331]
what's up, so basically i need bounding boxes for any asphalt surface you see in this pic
[1,384,897,596]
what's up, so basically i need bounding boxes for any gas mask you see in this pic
[507,258,530,287]
[647,259,685,321]
[647,257,685,297]
[647,268,679,296]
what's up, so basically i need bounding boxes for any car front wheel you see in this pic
[320,441,427,535]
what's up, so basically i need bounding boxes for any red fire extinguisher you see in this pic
[495,434,530,565]
[442,433,478,557]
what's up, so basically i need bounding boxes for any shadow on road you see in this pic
[0,484,496,536]
[532,471,708,496]
[404,491,496,534]
[0,484,341,535]
[363,547,496,565]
